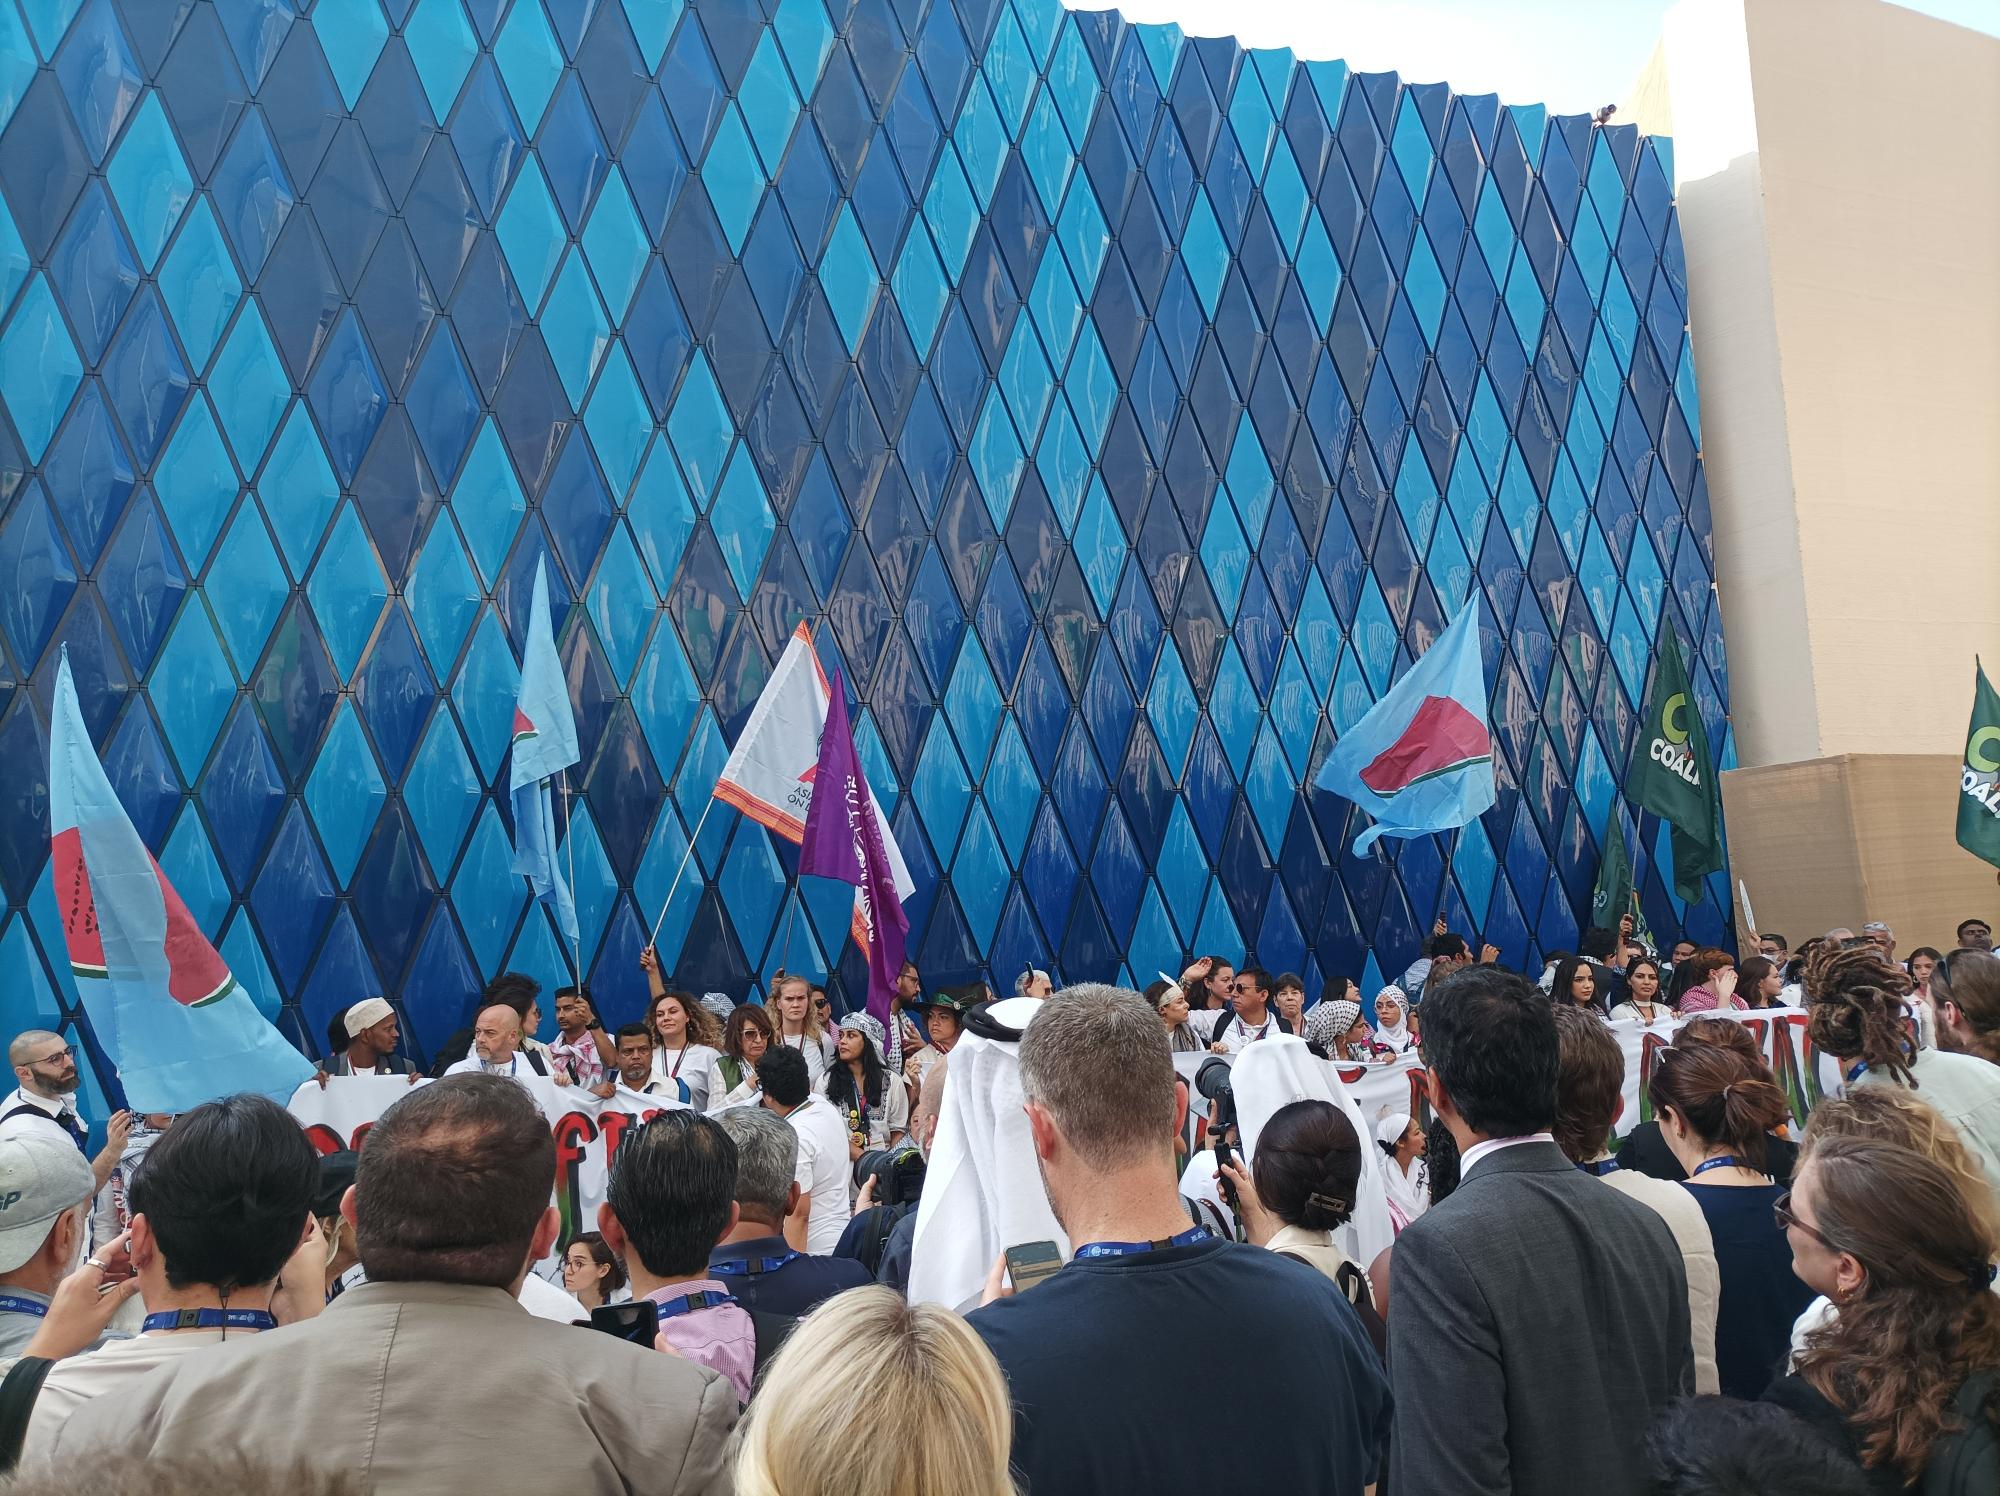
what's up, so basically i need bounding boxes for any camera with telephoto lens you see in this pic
[855,1147,926,1208]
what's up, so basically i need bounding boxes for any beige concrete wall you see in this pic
[1722,756,1999,954]
[1627,0,2000,771]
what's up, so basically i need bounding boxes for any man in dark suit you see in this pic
[1388,965,1693,1496]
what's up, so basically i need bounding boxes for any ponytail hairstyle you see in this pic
[1804,943,1917,1086]
[1648,1023,1790,1168]
[1249,1099,1364,1233]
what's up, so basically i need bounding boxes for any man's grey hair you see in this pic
[8,1029,61,1067]
[1014,968,1050,997]
[1018,984,1176,1167]
[713,1105,799,1220]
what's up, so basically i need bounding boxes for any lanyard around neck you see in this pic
[1690,1155,1748,1178]
[0,1294,47,1318]
[1074,1225,1212,1261]
[142,1307,277,1333]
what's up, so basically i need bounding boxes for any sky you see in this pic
[1060,0,2000,115]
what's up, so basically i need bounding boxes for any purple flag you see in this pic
[798,672,908,1023]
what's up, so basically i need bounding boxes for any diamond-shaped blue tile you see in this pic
[206,503,289,675]
[402,702,477,877]
[583,344,649,500]
[0,483,78,668]
[581,169,648,323]
[403,0,476,120]
[208,305,290,472]
[306,503,388,679]
[496,155,565,310]
[540,249,611,410]
[709,446,773,600]
[702,104,766,255]
[304,700,386,883]
[0,275,83,463]
[313,0,390,109]
[304,308,388,486]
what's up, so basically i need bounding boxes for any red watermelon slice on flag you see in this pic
[51,828,235,1006]
[1358,695,1493,794]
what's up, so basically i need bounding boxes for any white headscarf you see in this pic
[1373,986,1412,1053]
[1375,1107,1429,1229]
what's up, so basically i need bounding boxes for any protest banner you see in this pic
[1175,1007,1838,1143]
[288,1076,693,1256]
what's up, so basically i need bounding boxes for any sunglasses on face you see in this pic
[1773,1190,1836,1251]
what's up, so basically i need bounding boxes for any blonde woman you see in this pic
[771,972,836,1089]
[735,1287,1014,1496]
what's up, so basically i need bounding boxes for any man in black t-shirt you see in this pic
[968,985,1390,1496]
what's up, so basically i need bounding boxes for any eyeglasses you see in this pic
[1773,1190,1836,1251]
[23,1045,75,1067]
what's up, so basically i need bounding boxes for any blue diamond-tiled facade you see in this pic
[0,0,1732,1095]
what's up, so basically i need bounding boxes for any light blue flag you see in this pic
[510,559,580,943]
[48,648,315,1111]
[1313,603,1497,856]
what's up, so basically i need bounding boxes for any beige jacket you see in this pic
[49,1279,738,1494]
[1604,1166,1723,1394]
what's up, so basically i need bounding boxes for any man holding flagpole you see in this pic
[510,560,582,973]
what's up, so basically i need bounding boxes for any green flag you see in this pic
[1958,658,2000,870]
[1626,627,1723,902]
[1589,801,1633,931]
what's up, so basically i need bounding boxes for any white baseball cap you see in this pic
[0,1125,95,1272]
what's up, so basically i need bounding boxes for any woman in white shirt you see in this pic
[1609,956,1672,1025]
[771,973,836,1089]
[1375,1111,1429,1232]
[645,989,723,1110]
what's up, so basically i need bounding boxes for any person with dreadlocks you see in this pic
[1806,943,2000,1198]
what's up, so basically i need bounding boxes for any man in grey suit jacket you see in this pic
[1388,966,1693,1496]
[53,1076,736,1495]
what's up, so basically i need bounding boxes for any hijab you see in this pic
[1373,986,1413,1053]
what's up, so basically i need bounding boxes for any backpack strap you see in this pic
[0,1356,55,1473]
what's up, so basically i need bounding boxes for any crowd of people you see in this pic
[0,914,1994,1494]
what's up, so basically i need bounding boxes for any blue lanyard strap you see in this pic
[653,1290,738,1321]
[710,1252,800,1277]
[1577,1159,1621,1176]
[1846,1060,1871,1084]
[141,1308,277,1333]
[0,1294,48,1318]
[1074,1225,1212,1260]
[1690,1155,1746,1177]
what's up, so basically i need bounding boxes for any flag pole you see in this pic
[560,770,582,987]
[648,798,718,950]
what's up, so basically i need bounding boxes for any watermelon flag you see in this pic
[48,647,314,1111]
[797,671,908,1023]
[1957,658,2000,870]
[510,558,580,943]
[1315,603,1495,855]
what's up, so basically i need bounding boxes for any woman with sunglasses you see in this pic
[1650,1033,1814,1398]
[1763,1134,2000,1494]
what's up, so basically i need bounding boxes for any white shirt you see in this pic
[24,1330,230,1460]
[782,1095,852,1255]
[818,1069,911,1150]
[1192,1008,1277,1053]
[775,1030,833,1089]
[1460,1132,1557,1176]
[442,1053,536,1080]
[649,1044,723,1111]
[0,1086,78,1134]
